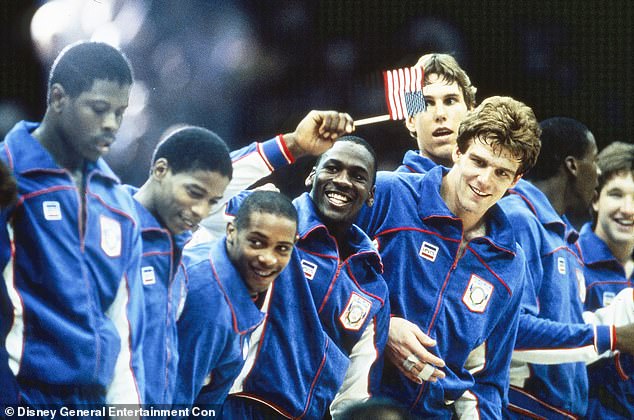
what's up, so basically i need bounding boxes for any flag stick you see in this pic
[354,114,391,126]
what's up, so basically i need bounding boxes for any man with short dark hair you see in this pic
[137,110,355,406]
[223,136,389,419]
[129,126,232,406]
[500,118,634,418]
[198,110,355,239]
[173,190,299,409]
[0,40,144,405]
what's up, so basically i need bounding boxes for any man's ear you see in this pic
[451,144,462,164]
[226,221,236,244]
[564,156,578,178]
[366,185,376,208]
[49,83,67,112]
[151,158,170,181]
[305,168,316,188]
[405,116,416,135]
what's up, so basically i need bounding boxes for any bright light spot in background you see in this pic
[31,0,121,64]
[80,0,113,35]
[31,0,83,63]
[112,2,151,44]
[91,23,121,48]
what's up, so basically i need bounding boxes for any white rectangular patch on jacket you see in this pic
[42,201,62,220]
[100,215,122,257]
[141,266,156,285]
[301,259,318,280]
[419,241,439,262]
[557,256,566,274]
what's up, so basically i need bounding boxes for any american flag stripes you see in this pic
[383,66,426,120]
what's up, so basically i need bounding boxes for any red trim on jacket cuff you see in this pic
[277,134,295,163]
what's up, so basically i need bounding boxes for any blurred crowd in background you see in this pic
[1,0,633,195]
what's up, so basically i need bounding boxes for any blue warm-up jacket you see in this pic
[125,186,190,407]
[500,180,615,419]
[0,121,144,404]
[576,222,634,419]
[356,166,527,418]
[224,192,389,419]
[396,150,439,174]
[173,239,265,408]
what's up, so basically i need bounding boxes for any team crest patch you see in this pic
[42,201,62,221]
[419,241,439,262]
[100,215,121,257]
[142,266,156,285]
[602,291,616,307]
[557,257,566,275]
[301,259,318,280]
[576,268,586,303]
[462,274,494,313]
[339,292,372,331]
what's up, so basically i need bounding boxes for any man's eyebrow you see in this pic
[248,230,270,238]
[424,92,460,99]
[349,165,371,175]
[321,157,341,165]
[470,151,517,174]
[185,183,207,193]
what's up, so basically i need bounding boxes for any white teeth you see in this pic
[615,219,634,226]
[470,186,488,197]
[326,192,350,205]
[254,270,274,277]
[252,266,274,276]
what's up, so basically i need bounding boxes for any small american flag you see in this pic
[383,67,426,120]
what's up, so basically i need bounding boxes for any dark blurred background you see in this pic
[1,0,632,194]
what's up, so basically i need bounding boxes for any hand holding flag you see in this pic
[356,66,426,126]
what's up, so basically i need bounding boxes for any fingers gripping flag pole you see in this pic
[356,66,426,126]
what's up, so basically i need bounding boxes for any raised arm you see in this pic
[199,110,354,239]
